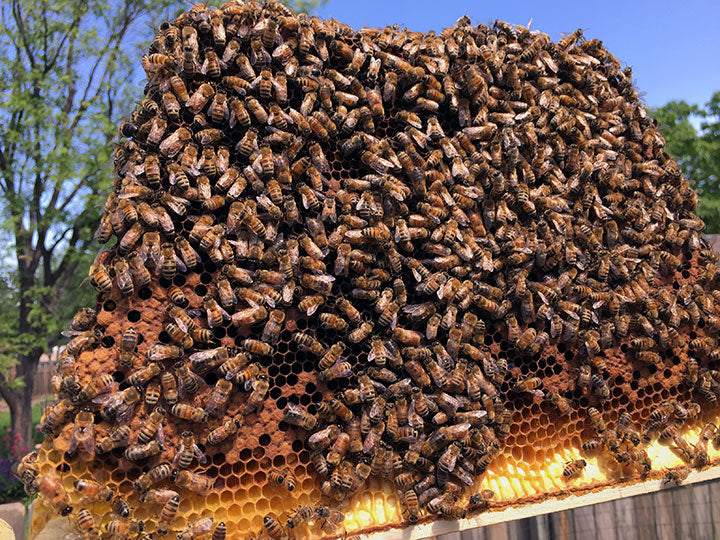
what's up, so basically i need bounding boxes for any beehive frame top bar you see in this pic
[20,1,720,538]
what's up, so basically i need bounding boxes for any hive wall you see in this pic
[21,2,720,539]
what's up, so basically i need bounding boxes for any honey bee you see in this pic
[97,386,140,423]
[671,434,696,464]
[66,409,95,457]
[245,375,269,414]
[259,309,285,344]
[128,362,162,388]
[262,515,285,539]
[171,403,207,423]
[38,474,72,516]
[665,466,691,485]
[514,376,542,393]
[562,458,587,478]
[172,470,213,494]
[73,479,113,503]
[203,295,230,328]
[240,338,273,357]
[133,462,172,493]
[156,494,181,536]
[283,403,317,430]
[336,297,363,326]
[577,364,592,390]
[75,508,99,538]
[546,391,572,415]
[286,505,314,529]
[13,451,38,495]
[592,374,610,399]
[694,422,716,467]
[124,439,163,461]
[138,407,166,444]
[165,321,193,350]
[587,406,606,434]
[402,488,420,523]
[206,417,240,446]
[103,516,143,537]
[96,425,130,454]
[174,431,207,469]
[176,517,214,540]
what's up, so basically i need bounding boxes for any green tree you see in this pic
[0,0,184,450]
[653,91,720,232]
[0,0,325,448]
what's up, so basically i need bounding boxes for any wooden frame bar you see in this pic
[364,466,720,540]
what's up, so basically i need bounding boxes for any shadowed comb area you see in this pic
[22,1,720,539]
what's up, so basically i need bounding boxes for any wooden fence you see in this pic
[431,477,720,540]
[32,363,55,398]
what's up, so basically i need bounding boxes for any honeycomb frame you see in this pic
[21,2,720,539]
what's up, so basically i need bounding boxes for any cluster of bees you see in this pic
[22,0,720,537]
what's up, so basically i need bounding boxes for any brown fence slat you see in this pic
[549,510,573,540]
[460,527,486,540]
[571,504,596,540]
[653,488,676,540]
[689,481,712,540]
[592,500,617,540]
[612,496,637,540]
[32,364,56,397]
[484,522,509,540]
[632,492,657,540]
[671,485,695,540]
[709,479,720,539]
[532,514,550,540]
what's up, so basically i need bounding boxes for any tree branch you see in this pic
[10,0,36,69]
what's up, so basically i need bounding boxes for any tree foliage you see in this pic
[0,0,181,447]
[0,0,325,447]
[653,91,720,232]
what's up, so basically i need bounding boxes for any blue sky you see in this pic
[314,0,720,108]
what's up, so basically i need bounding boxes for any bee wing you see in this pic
[137,243,150,264]
[193,444,207,464]
[282,282,294,303]
[202,307,218,330]
[271,77,285,94]
[145,419,161,446]
[150,247,163,269]
[116,403,136,425]
[80,429,96,455]
[155,252,166,276]
[171,314,189,333]
[172,448,183,467]
[189,348,219,363]
[564,309,580,320]
[93,392,117,405]
[369,379,387,393]
[262,293,276,308]
[389,312,398,330]
[408,411,424,430]
[305,302,320,317]
[174,254,187,273]
[68,430,80,454]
